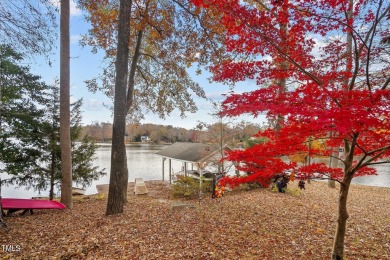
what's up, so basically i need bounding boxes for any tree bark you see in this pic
[332,137,355,259]
[106,0,132,215]
[60,0,72,209]
[122,28,143,202]
[50,151,55,200]
[0,58,2,135]
[125,29,143,114]
[328,146,336,188]
[274,1,288,132]
[332,2,354,254]
[331,172,353,260]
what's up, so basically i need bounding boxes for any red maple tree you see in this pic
[191,0,390,259]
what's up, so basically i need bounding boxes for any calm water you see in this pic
[351,164,390,187]
[1,144,181,198]
[1,144,389,198]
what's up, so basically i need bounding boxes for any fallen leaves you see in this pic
[0,181,389,259]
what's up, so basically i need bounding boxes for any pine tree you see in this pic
[0,45,49,190]
[42,84,106,200]
[0,46,105,199]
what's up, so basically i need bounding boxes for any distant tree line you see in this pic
[81,121,262,146]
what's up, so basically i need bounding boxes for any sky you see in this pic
[27,0,266,130]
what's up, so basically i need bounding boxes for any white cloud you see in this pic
[310,36,326,59]
[310,34,347,59]
[70,96,78,103]
[70,0,82,16]
[70,34,82,44]
[206,91,230,100]
[85,99,105,111]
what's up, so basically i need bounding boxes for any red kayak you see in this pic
[1,198,66,215]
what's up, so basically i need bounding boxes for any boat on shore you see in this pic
[72,187,86,196]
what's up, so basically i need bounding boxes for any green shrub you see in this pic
[172,175,213,199]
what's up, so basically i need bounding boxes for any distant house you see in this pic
[140,136,150,142]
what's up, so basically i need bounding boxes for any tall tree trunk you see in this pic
[328,132,336,188]
[0,60,2,135]
[125,29,143,114]
[332,136,356,259]
[274,1,288,132]
[219,116,224,174]
[60,0,72,209]
[332,2,354,255]
[49,151,55,200]
[123,28,143,202]
[328,151,336,188]
[49,116,56,200]
[331,171,353,259]
[106,0,132,215]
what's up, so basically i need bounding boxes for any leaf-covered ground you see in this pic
[1,181,389,259]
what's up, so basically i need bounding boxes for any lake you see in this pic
[1,144,389,198]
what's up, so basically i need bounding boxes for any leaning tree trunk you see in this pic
[106,0,132,215]
[332,136,355,260]
[60,0,72,209]
[122,29,144,202]
[331,171,353,260]
[332,1,354,255]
